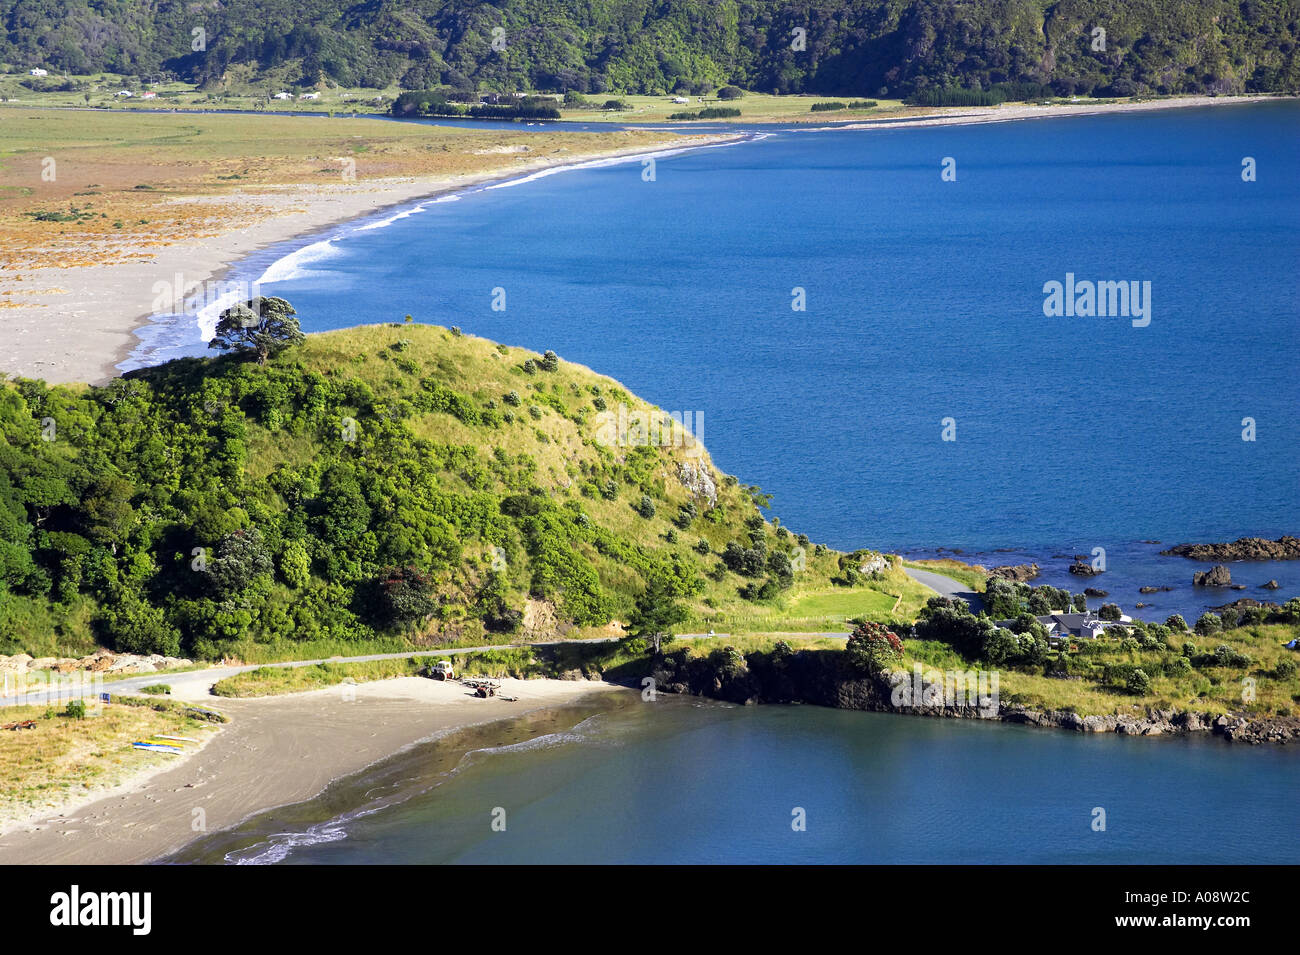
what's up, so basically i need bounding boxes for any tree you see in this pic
[208,527,273,596]
[1127,669,1152,695]
[627,575,687,654]
[1099,603,1122,621]
[845,620,903,675]
[209,296,304,365]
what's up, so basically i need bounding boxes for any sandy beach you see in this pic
[0,125,734,386]
[0,675,626,864]
[838,93,1283,131]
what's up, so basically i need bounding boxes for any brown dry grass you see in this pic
[0,108,683,277]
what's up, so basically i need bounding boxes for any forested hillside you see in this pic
[0,324,862,660]
[3,0,1297,97]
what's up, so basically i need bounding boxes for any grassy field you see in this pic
[0,71,905,124]
[0,695,223,823]
[559,92,903,124]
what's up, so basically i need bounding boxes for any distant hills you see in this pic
[3,0,1297,98]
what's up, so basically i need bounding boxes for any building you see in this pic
[29,68,48,77]
[298,92,320,100]
[995,611,1130,644]
[141,91,156,100]
[273,92,292,100]
[671,95,689,104]
[116,90,133,97]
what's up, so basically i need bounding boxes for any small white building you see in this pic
[298,92,320,100]
[996,610,1131,644]
[29,68,48,77]
[671,95,689,104]
[116,90,133,97]
[141,91,156,100]
[273,91,293,100]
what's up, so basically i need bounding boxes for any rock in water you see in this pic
[1068,561,1101,577]
[1161,535,1300,561]
[1193,564,1232,587]
[990,563,1039,582]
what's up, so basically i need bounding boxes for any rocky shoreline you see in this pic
[649,649,1300,746]
[1162,535,1300,561]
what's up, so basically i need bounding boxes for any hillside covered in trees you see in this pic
[3,0,1297,98]
[0,324,867,660]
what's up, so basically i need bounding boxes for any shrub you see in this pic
[717,86,744,100]
[1099,603,1122,621]
[810,101,846,111]
[1127,669,1152,695]
[63,699,86,719]
[1165,614,1188,631]
[540,350,559,372]
[503,390,521,406]
[1195,612,1222,635]
[634,495,656,519]
[1276,660,1297,679]
[140,684,172,695]
[695,539,710,554]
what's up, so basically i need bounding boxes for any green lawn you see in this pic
[789,589,898,619]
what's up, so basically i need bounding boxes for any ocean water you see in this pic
[165,692,1300,865]
[124,103,1300,614]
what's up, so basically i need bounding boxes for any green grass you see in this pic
[789,588,898,619]
[210,657,429,697]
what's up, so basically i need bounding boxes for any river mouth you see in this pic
[160,691,1299,865]
[159,690,637,865]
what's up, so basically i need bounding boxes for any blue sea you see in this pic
[138,104,1300,866]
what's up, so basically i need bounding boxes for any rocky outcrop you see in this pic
[0,650,192,676]
[646,648,1299,745]
[1084,587,1108,597]
[1139,585,1173,593]
[1193,564,1232,587]
[1162,535,1300,561]
[990,563,1039,582]
[1068,561,1101,576]
[1210,597,1279,613]
[1263,580,1280,590]
[676,461,717,507]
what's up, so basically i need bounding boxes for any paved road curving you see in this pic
[903,567,984,613]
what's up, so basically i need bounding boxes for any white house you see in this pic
[995,610,1131,644]
[671,95,689,104]
[141,91,156,100]
[298,92,320,100]
[273,91,293,100]
[116,90,133,97]
[29,68,48,77]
